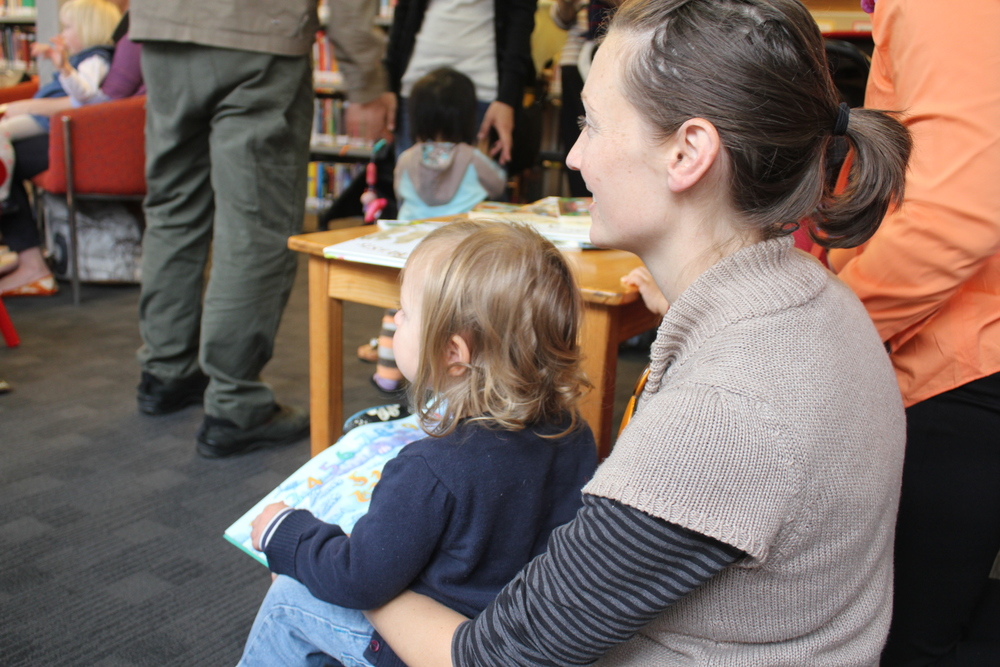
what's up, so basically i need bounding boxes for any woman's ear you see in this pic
[445,334,471,376]
[664,117,721,193]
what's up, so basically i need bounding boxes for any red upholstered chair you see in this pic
[0,141,20,347]
[34,95,147,305]
[0,76,39,105]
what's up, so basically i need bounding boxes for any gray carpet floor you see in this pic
[0,244,648,666]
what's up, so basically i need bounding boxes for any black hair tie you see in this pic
[832,102,851,136]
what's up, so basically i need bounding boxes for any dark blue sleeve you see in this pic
[264,453,454,609]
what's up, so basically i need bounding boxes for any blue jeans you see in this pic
[237,575,376,667]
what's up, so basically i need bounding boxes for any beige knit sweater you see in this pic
[585,237,906,666]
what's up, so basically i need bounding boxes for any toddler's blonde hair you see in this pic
[60,0,121,51]
[406,220,590,437]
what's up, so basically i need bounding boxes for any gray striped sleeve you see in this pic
[453,494,743,667]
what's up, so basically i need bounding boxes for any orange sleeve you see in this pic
[831,0,1000,348]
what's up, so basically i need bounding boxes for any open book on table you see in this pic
[321,220,448,269]
[469,197,594,248]
[321,198,596,270]
[224,409,428,566]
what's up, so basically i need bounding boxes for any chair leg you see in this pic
[68,196,80,306]
[62,114,81,306]
[0,296,19,347]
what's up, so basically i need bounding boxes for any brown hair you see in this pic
[404,220,591,437]
[610,0,911,248]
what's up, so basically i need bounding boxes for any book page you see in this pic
[224,412,427,566]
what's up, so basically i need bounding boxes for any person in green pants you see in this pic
[129,0,317,457]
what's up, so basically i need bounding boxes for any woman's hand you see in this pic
[250,501,290,551]
[478,101,515,165]
[622,266,670,316]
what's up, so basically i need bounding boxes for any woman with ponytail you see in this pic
[831,1,1000,664]
[352,1,912,665]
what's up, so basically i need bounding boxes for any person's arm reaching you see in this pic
[367,495,742,667]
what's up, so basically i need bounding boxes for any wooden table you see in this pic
[289,226,660,460]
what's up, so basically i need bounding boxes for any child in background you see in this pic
[0,0,120,200]
[238,221,597,667]
[361,67,507,395]
[394,67,506,220]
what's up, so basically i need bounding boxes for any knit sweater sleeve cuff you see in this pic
[584,383,799,561]
[263,509,344,576]
[258,507,296,551]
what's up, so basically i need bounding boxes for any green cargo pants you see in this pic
[137,42,313,429]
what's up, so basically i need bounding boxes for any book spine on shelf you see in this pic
[306,162,364,213]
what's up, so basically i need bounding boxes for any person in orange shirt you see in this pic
[829,1,1000,664]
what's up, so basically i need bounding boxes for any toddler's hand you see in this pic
[250,501,291,552]
[30,42,53,61]
[30,38,69,70]
[48,36,70,71]
[622,266,670,316]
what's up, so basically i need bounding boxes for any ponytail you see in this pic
[809,108,912,248]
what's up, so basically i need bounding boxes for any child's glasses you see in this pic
[617,365,650,438]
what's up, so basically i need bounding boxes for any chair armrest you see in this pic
[0,77,39,105]
[40,95,147,196]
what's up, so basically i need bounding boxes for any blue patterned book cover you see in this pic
[224,409,427,566]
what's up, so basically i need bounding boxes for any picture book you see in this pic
[224,409,428,567]
[469,197,594,247]
[557,197,593,226]
[322,220,445,268]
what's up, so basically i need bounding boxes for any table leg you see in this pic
[307,255,343,456]
[580,303,618,460]
[579,299,661,460]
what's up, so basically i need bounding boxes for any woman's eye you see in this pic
[577,115,588,131]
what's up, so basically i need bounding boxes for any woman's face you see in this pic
[566,34,673,255]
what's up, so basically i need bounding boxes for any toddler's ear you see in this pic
[446,334,471,376]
